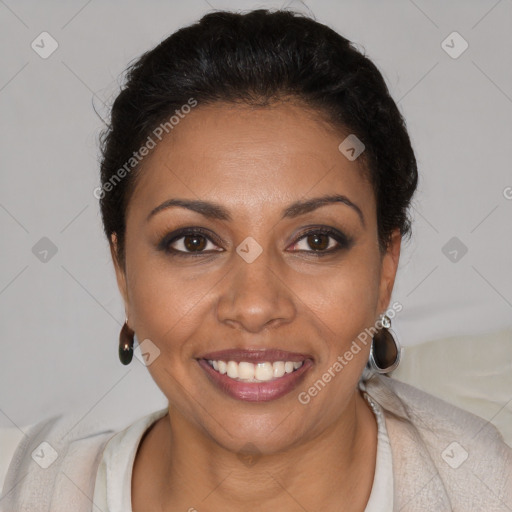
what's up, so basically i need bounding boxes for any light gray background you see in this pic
[1,0,511,430]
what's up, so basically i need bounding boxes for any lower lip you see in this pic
[197,359,313,402]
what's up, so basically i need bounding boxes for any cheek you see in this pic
[294,251,381,351]
[124,247,206,347]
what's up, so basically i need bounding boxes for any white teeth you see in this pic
[255,362,274,381]
[238,362,255,380]
[273,361,285,378]
[226,361,238,379]
[206,359,304,382]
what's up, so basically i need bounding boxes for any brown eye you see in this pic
[289,228,353,255]
[182,234,207,252]
[158,227,223,256]
[305,233,330,251]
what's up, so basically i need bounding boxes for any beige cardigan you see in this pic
[1,374,511,511]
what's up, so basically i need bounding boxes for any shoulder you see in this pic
[370,374,510,446]
[362,374,512,510]
[0,425,31,495]
[0,410,116,512]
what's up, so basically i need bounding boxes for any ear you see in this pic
[110,233,129,314]
[377,228,401,314]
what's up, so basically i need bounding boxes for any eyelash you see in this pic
[157,226,353,258]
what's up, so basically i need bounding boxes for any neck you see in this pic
[132,390,378,512]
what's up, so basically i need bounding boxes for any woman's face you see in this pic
[112,101,401,454]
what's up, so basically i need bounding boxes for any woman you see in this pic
[2,8,511,512]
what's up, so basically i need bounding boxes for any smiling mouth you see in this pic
[206,359,304,382]
[196,349,313,402]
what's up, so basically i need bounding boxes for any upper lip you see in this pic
[198,348,313,363]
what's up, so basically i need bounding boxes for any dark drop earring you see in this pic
[368,313,402,374]
[119,319,134,365]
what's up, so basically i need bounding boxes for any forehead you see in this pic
[127,102,375,224]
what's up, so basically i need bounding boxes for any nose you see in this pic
[216,246,296,333]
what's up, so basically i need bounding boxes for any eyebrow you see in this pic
[147,193,365,227]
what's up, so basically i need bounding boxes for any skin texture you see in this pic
[110,101,401,512]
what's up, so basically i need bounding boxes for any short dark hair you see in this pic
[98,8,418,268]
